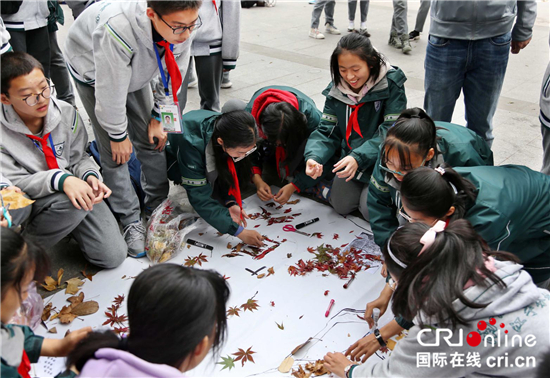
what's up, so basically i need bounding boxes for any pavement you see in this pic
[41,1,550,295]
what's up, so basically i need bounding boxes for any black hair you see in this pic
[400,164,478,220]
[1,52,45,95]
[211,110,258,190]
[1,228,50,300]
[330,30,386,88]
[381,108,442,174]
[384,220,517,328]
[260,102,309,164]
[67,264,230,371]
[147,1,202,16]
[537,348,550,378]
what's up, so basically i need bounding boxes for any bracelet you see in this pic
[374,328,386,347]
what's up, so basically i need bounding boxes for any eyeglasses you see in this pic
[232,145,257,163]
[157,13,202,35]
[379,155,427,177]
[398,205,413,223]
[20,84,54,107]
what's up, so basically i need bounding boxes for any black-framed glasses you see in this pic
[157,13,202,35]
[20,84,55,107]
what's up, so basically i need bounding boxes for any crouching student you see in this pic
[235,85,335,204]
[304,31,407,219]
[67,264,229,377]
[368,107,494,248]
[167,110,264,247]
[1,228,91,377]
[0,52,126,268]
[325,220,550,377]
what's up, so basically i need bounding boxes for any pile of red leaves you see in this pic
[103,295,129,335]
[223,236,284,260]
[248,206,301,226]
[288,244,382,279]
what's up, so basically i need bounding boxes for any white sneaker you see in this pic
[123,221,146,258]
[309,28,325,39]
[348,21,355,32]
[360,22,368,33]
[188,71,198,88]
[221,71,232,89]
[325,23,341,35]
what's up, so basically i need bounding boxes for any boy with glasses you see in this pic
[64,1,202,257]
[0,52,126,268]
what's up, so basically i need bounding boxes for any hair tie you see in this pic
[386,232,408,269]
[118,336,128,350]
[434,167,445,175]
[419,220,447,255]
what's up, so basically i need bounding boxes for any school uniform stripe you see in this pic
[181,177,207,186]
[72,111,79,133]
[0,42,11,55]
[384,114,400,123]
[543,75,550,97]
[108,130,128,142]
[321,113,337,123]
[104,23,134,54]
[540,109,550,129]
[82,170,99,181]
[4,21,24,31]
[66,63,95,86]
[209,45,222,54]
[370,176,389,193]
[50,171,70,191]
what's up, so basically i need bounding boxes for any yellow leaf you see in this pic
[57,268,64,285]
[59,313,77,324]
[65,277,84,295]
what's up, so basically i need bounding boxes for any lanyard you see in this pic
[153,43,173,97]
[30,134,56,157]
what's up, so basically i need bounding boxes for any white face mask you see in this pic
[231,145,257,163]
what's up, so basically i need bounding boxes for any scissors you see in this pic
[0,193,12,228]
[283,225,310,237]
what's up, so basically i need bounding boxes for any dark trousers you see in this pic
[9,26,51,78]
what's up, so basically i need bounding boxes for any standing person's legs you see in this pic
[324,0,336,27]
[329,175,366,216]
[414,0,430,33]
[542,125,550,175]
[359,0,369,23]
[348,0,357,22]
[392,0,408,36]
[70,201,127,268]
[221,99,247,113]
[8,27,50,77]
[424,37,467,123]
[194,54,223,112]
[310,0,328,29]
[49,31,75,106]
[125,86,169,213]
[74,81,141,227]
[462,33,511,147]
[177,56,193,111]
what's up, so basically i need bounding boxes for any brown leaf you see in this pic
[48,327,57,334]
[59,313,77,324]
[291,337,312,355]
[42,302,53,321]
[81,265,95,281]
[276,321,284,330]
[267,267,275,277]
[226,306,241,317]
[56,268,64,285]
[287,199,300,205]
[292,365,310,378]
[67,292,85,304]
[227,242,233,249]
[50,313,59,321]
[241,298,259,312]
[232,347,256,367]
[65,277,84,295]
[71,301,99,316]
[41,276,58,291]
[257,273,265,279]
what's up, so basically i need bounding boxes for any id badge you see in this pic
[160,104,181,133]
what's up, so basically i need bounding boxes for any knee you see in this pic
[91,237,127,269]
[330,195,358,216]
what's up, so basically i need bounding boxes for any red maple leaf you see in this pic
[196,253,208,266]
[232,347,256,367]
[113,295,125,306]
[241,298,260,312]
[270,301,275,307]
[307,247,316,253]
[284,208,292,213]
[333,233,339,240]
[227,306,241,317]
[184,256,197,267]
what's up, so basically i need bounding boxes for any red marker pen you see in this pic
[325,299,335,317]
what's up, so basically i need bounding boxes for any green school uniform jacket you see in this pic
[368,122,494,248]
[457,165,550,283]
[166,110,239,235]
[304,67,407,183]
[245,85,333,191]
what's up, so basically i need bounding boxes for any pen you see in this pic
[325,299,335,317]
[186,239,214,251]
[296,217,320,230]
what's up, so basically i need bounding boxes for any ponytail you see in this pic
[66,331,120,372]
[400,164,477,220]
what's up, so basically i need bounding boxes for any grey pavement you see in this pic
[42,1,550,293]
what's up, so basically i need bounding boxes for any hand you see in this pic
[228,205,250,227]
[305,159,323,179]
[511,38,531,54]
[381,262,387,278]
[253,175,273,201]
[345,333,382,363]
[364,298,389,329]
[41,327,92,357]
[333,156,358,182]
[86,176,112,204]
[0,212,10,228]
[63,176,96,211]
[110,138,133,165]
[2,186,22,194]
[148,118,167,151]
[323,352,353,378]
[238,229,264,247]
[274,184,296,205]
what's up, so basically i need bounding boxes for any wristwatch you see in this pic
[374,328,386,347]
[344,364,358,378]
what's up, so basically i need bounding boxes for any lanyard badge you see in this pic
[154,43,182,134]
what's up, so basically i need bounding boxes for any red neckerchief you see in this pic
[26,133,59,169]
[17,350,31,378]
[157,41,182,103]
[345,103,365,149]
[275,146,290,179]
[226,157,242,218]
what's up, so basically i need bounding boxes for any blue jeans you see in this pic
[423,33,512,146]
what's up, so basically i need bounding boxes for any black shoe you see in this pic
[409,30,420,40]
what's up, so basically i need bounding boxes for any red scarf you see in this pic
[345,103,365,149]
[157,41,182,104]
[17,350,31,378]
[227,157,242,214]
[275,146,290,179]
[250,89,299,139]
[26,133,59,169]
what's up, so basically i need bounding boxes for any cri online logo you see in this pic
[467,318,507,347]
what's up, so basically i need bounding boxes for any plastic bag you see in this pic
[146,198,199,264]
[10,282,43,330]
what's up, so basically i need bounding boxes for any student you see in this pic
[305,31,407,219]
[368,107,494,248]
[239,85,333,204]
[67,264,229,377]
[347,0,369,33]
[1,228,91,378]
[1,52,126,268]
[64,0,202,256]
[325,220,550,377]
[167,110,264,247]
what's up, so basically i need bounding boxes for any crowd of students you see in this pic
[1,1,549,377]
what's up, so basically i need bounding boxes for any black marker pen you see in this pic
[295,217,320,230]
[186,239,214,251]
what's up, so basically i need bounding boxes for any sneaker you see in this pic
[188,71,198,88]
[221,71,232,89]
[309,28,325,39]
[123,221,146,258]
[409,30,420,40]
[400,34,412,54]
[360,22,367,33]
[348,21,355,32]
[325,23,341,35]
[388,31,403,49]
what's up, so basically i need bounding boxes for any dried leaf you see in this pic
[270,301,275,307]
[65,277,84,295]
[223,275,230,280]
[291,337,312,355]
[199,233,204,236]
[276,321,284,330]
[187,245,190,249]
[50,313,59,321]
[81,265,95,281]
[287,199,300,205]
[226,306,241,317]
[226,242,233,249]
[71,301,99,316]
[217,355,236,371]
[292,365,310,378]
[267,267,275,277]
[42,302,53,321]
[324,290,329,296]
[48,327,57,334]
[113,295,125,306]
[41,276,58,291]
[279,356,295,373]
[56,269,64,285]
[59,313,77,324]
[241,298,259,312]
[232,347,256,367]
[333,233,339,240]
[257,273,265,279]
[67,292,84,304]
[287,253,292,258]
[305,360,329,376]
